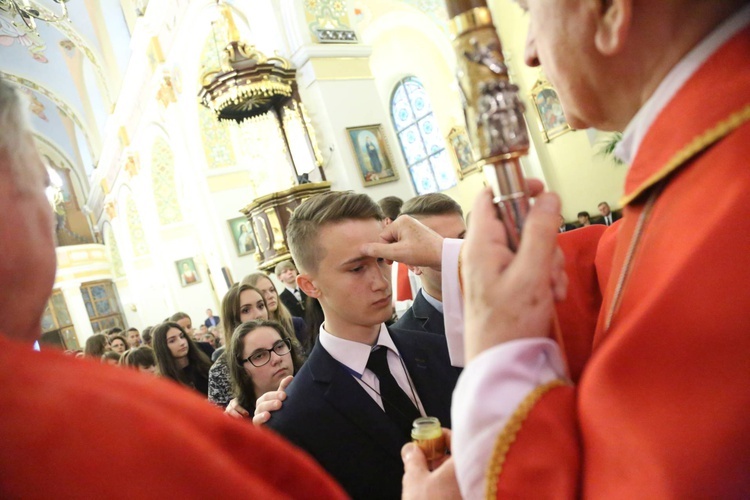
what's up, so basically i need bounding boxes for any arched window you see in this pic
[391,77,457,194]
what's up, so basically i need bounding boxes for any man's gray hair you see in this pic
[0,79,33,186]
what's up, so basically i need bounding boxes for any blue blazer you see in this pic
[394,290,445,336]
[266,328,460,499]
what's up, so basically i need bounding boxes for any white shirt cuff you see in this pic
[442,238,464,367]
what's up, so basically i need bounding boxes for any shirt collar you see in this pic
[615,3,750,166]
[318,323,396,377]
[420,289,444,314]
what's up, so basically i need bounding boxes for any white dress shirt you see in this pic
[285,285,302,302]
[317,323,426,416]
[445,7,750,498]
[420,288,444,314]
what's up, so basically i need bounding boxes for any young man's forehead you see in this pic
[317,218,384,263]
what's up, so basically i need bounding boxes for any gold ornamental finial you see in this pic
[217,1,241,44]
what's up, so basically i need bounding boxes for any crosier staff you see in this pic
[448,0,530,251]
[448,0,569,368]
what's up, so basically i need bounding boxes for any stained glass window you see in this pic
[80,280,124,335]
[41,289,78,350]
[390,77,456,194]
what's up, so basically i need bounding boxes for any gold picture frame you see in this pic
[175,257,201,287]
[530,78,572,142]
[227,216,257,257]
[447,126,480,180]
[346,124,399,187]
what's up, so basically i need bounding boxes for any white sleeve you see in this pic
[451,338,566,499]
[441,238,465,368]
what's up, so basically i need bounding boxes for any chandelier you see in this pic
[198,2,296,122]
[0,0,71,31]
[198,1,325,183]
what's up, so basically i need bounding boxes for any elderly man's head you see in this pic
[0,80,57,343]
[518,0,747,131]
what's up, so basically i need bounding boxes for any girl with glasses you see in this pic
[227,320,303,412]
[208,284,270,408]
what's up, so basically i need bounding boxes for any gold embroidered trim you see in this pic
[485,379,568,499]
[621,103,750,207]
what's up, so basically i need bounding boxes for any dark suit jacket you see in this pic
[204,315,220,328]
[280,288,307,318]
[266,328,460,500]
[592,211,622,226]
[394,290,445,336]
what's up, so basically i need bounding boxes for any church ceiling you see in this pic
[0,0,131,187]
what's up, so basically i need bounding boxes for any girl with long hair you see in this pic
[84,333,109,358]
[241,273,308,350]
[208,284,269,407]
[152,322,212,397]
[227,320,304,411]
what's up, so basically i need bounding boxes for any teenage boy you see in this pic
[275,260,307,318]
[394,193,466,336]
[266,191,460,499]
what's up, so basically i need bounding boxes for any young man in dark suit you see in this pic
[394,193,466,337]
[265,191,460,499]
[275,260,307,318]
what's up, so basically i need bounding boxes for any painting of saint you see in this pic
[347,125,399,187]
[228,217,257,256]
[175,258,201,287]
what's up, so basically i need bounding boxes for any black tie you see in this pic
[366,347,420,438]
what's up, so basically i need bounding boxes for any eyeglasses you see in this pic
[239,338,292,367]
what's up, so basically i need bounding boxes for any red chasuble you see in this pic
[0,335,347,498]
[490,25,750,498]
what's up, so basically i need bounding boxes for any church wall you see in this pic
[365,12,483,213]
[302,76,417,201]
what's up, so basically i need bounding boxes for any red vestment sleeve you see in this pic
[555,226,607,383]
[489,385,580,499]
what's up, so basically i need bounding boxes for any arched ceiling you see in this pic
[0,0,132,190]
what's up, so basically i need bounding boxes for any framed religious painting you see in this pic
[530,78,572,142]
[346,124,399,187]
[228,216,257,256]
[447,126,480,179]
[175,257,201,287]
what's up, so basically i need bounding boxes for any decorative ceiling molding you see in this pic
[1,71,96,162]
[34,132,91,198]
[34,133,78,172]
[14,1,115,104]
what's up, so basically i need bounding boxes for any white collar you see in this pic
[420,289,444,314]
[318,323,397,377]
[615,4,750,165]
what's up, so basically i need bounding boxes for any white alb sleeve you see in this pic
[441,238,465,368]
